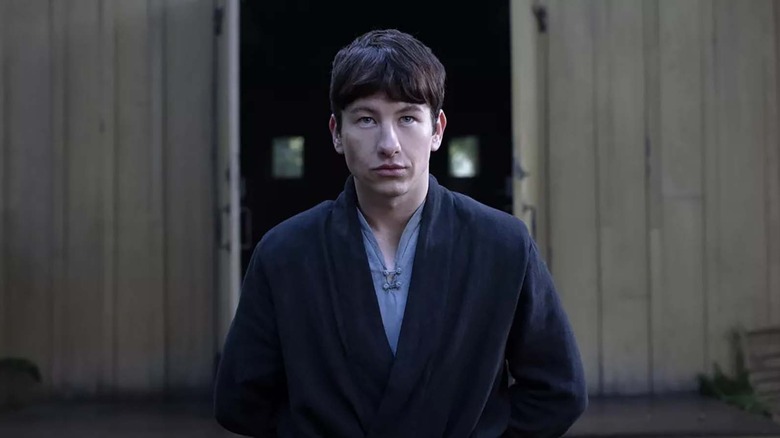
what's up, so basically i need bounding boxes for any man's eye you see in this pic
[400,116,415,124]
[358,117,375,125]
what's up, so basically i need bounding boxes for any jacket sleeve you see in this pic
[214,243,287,437]
[504,238,588,437]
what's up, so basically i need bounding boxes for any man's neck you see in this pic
[355,179,428,241]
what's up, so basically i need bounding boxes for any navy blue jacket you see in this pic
[214,175,587,437]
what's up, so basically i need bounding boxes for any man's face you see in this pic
[329,92,447,201]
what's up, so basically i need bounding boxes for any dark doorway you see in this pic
[240,2,513,271]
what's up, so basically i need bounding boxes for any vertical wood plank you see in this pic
[597,0,650,394]
[149,0,167,390]
[644,0,664,395]
[99,0,118,395]
[164,0,216,393]
[163,0,218,393]
[537,13,550,265]
[547,0,601,394]
[701,0,718,375]
[511,0,545,254]
[767,1,780,325]
[652,0,706,392]
[62,0,104,396]
[114,0,165,393]
[215,0,241,350]
[5,0,54,390]
[49,0,66,394]
[0,0,6,361]
[709,0,770,373]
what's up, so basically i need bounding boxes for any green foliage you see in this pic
[698,363,770,417]
[698,330,771,417]
[0,357,41,383]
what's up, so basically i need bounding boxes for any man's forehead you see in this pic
[345,93,429,113]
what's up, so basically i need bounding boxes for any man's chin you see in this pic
[375,184,408,199]
[356,172,432,199]
[362,179,408,199]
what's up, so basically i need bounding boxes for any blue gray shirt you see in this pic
[356,203,424,355]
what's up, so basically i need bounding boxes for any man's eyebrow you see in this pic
[396,105,425,114]
[347,106,377,114]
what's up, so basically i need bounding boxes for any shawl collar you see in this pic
[324,174,459,435]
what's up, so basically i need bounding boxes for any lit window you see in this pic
[272,136,304,178]
[448,136,479,178]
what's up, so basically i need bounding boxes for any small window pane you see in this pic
[272,136,304,178]
[448,136,479,178]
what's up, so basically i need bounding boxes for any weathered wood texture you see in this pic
[542,0,780,394]
[0,0,216,397]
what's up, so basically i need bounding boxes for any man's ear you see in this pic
[431,110,448,152]
[329,114,343,154]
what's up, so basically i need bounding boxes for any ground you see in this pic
[1,394,779,437]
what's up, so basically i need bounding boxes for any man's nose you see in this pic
[377,125,401,157]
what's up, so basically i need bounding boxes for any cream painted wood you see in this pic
[114,0,166,392]
[643,0,663,394]
[701,0,718,377]
[546,0,601,393]
[5,0,54,391]
[596,0,650,395]
[49,0,66,393]
[510,0,547,258]
[61,0,105,396]
[150,0,168,392]
[216,0,242,349]
[652,0,707,392]
[767,2,780,326]
[536,6,550,265]
[99,0,118,394]
[541,0,780,395]
[2,0,217,396]
[149,0,167,391]
[708,0,772,373]
[0,0,6,361]
[164,0,216,392]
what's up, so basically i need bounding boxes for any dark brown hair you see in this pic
[329,29,446,132]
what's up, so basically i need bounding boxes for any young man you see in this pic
[215,29,587,437]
